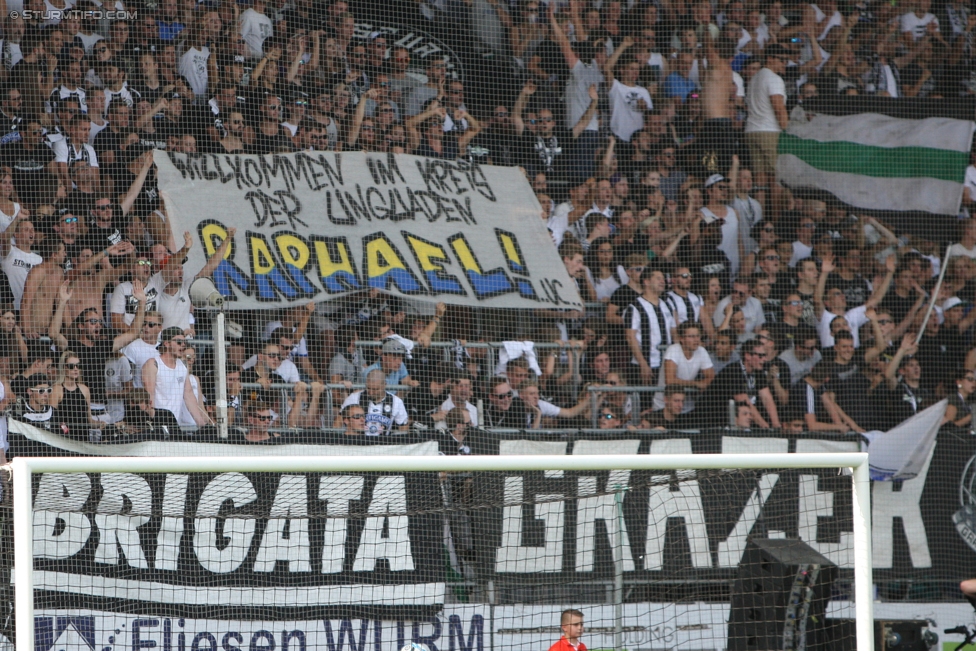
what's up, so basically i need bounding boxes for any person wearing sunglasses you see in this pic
[142,326,210,428]
[50,350,101,436]
[242,341,304,409]
[240,401,278,443]
[699,338,781,429]
[12,373,56,432]
[483,377,532,429]
[341,404,366,436]
[113,387,181,438]
[944,369,976,427]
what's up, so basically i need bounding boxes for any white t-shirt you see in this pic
[239,8,274,58]
[440,396,478,427]
[111,280,160,326]
[241,355,302,383]
[654,343,713,411]
[52,139,98,167]
[340,390,409,436]
[745,67,786,133]
[102,354,132,424]
[261,320,309,358]
[152,356,188,420]
[566,60,603,132]
[948,241,976,259]
[713,295,766,334]
[608,79,652,142]
[547,201,574,247]
[790,241,814,267]
[123,339,160,388]
[151,272,194,331]
[179,374,204,428]
[179,46,211,97]
[900,11,939,39]
[0,202,20,233]
[3,245,41,310]
[818,304,870,348]
[702,205,741,278]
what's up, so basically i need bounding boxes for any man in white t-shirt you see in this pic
[605,36,653,142]
[901,0,940,40]
[0,218,40,310]
[110,253,158,329]
[745,43,789,217]
[239,0,273,58]
[653,321,714,412]
[152,227,235,333]
[948,217,976,259]
[700,174,742,278]
[713,278,766,334]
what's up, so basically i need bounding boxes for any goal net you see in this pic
[10,453,871,651]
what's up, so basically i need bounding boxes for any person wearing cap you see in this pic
[882,334,932,429]
[363,338,415,394]
[698,173,742,279]
[337,369,409,436]
[744,43,789,218]
[142,326,210,427]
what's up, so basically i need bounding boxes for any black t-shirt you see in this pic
[402,384,447,427]
[520,129,576,182]
[5,141,55,205]
[483,398,529,429]
[827,272,872,309]
[83,214,126,253]
[251,128,295,155]
[880,292,917,325]
[884,380,932,429]
[699,361,769,427]
[63,189,95,221]
[470,128,518,168]
[767,321,804,350]
[114,167,159,217]
[121,403,182,436]
[783,379,828,424]
[67,338,115,403]
[821,351,874,428]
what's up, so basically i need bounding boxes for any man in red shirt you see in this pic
[549,609,585,651]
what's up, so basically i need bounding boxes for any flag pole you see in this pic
[916,243,954,344]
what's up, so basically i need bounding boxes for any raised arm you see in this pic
[120,151,154,217]
[48,280,72,350]
[113,279,146,352]
[603,35,633,82]
[550,2,579,68]
[457,109,482,151]
[814,255,832,320]
[347,88,378,147]
[512,81,536,137]
[195,226,237,280]
[864,254,896,309]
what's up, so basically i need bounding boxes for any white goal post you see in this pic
[12,452,874,651]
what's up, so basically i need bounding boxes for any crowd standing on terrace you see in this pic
[0,0,971,451]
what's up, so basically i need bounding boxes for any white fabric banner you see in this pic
[155,151,582,310]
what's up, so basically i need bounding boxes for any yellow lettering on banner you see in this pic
[248,232,301,300]
[276,234,310,269]
[201,223,231,258]
[364,234,424,293]
[447,234,514,298]
[312,238,360,292]
[404,234,464,295]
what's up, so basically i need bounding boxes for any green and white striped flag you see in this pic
[777,109,975,215]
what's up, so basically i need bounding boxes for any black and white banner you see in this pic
[15,421,976,623]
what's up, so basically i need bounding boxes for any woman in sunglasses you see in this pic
[50,350,101,437]
[945,369,976,428]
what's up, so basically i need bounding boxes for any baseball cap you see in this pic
[157,326,184,348]
[944,297,970,311]
[704,174,728,188]
[382,339,408,355]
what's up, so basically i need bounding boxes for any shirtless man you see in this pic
[65,241,135,321]
[21,238,67,339]
[700,34,739,175]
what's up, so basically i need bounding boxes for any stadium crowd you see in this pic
[0,0,971,449]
